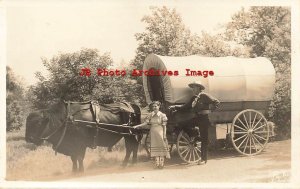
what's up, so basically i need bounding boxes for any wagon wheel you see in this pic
[231,109,269,156]
[176,130,202,163]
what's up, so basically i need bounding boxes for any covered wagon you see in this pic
[142,54,275,163]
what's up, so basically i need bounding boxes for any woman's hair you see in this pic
[149,101,161,111]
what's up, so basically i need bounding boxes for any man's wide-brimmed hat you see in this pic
[188,81,205,90]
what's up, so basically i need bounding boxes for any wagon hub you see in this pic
[248,128,254,135]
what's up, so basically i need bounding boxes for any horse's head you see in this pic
[129,104,141,125]
[25,101,67,145]
[25,111,49,145]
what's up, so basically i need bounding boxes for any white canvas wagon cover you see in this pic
[143,54,275,104]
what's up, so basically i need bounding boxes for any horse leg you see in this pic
[78,147,86,172]
[132,137,139,164]
[71,155,78,172]
[122,137,131,167]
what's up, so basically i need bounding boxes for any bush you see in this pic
[6,101,24,131]
[7,66,26,131]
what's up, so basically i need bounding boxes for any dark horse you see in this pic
[25,100,142,172]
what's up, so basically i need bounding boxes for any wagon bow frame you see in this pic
[142,54,275,163]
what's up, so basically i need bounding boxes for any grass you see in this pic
[6,127,148,181]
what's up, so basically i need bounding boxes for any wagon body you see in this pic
[142,54,276,162]
[143,54,275,123]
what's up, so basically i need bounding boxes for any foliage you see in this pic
[226,7,291,137]
[6,66,25,131]
[131,6,200,105]
[29,48,112,108]
[131,6,252,105]
[195,32,250,57]
[133,6,199,68]
[29,48,142,109]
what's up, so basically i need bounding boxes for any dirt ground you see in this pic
[60,139,291,183]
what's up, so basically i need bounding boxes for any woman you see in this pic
[133,101,170,168]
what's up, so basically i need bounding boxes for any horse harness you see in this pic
[41,100,138,154]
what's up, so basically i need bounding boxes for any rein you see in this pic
[40,101,137,154]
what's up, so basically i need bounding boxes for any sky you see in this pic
[5,0,294,86]
[4,0,251,86]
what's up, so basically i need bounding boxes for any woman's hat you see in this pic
[188,81,205,90]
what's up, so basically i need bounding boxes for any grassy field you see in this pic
[6,127,148,181]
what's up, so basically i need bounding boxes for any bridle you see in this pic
[38,101,137,154]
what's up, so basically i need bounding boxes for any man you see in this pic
[169,81,220,165]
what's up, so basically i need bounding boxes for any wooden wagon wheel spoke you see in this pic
[249,136,252,154]
[193,148,197,162]
[195,146,201,154]
[191,149,195,162]
[234,133,247,142]
[192,147,201,163]
[253,123,267,132]
[181,135,190,143]
[232,131,248,134]
[178,146,189,153]
[242,113,250,129]
[178,141,189,146]
[237,135,249,149]
[242,137,250,153]
[237,118,248,130]
[252,117,263,130]
[179,148,189,155]
[253,133,267,141]
[251,113,258,129]
[183,148,190,160]
[194,148,201,160]
[252,134,264,148]
[254,131,269,134]
[249,111,252,129]
[233,124,247,132]
[251,136,258,152]
[191,149,196,161]
[188,149,192,162]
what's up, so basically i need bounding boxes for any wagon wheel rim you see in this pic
[231,109,269,156]
[176,130,201,163]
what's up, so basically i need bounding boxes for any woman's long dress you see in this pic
[147,112,170,158]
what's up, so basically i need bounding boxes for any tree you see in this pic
[132,6,199,105]
[194,32,250,57]
[6,66,25,131]
[226,7,291,137]
[133,6,199,69]
[30,48,113,109]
